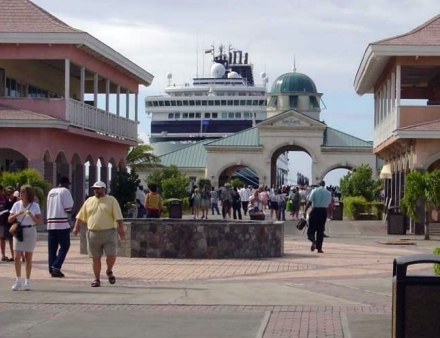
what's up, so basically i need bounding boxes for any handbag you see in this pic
[9,203,32,242]
[296,218,307,231]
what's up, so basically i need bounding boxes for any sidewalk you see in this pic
[0,217,438,338]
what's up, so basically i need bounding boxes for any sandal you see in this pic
[106,270,116,284]
[8,257,14,262]
[91,279,100,287]
[1,257,7,262]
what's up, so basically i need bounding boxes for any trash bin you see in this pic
[387,207,406,235]
[392,254,440,338]
[333,201,343,220]
[168,199,182,219]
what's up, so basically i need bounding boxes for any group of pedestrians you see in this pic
[0,177,125,291]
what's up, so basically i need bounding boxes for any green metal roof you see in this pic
[271,72,317,94]
[323,127,372,148]
[207,127,260,147]
[159,139,211,167]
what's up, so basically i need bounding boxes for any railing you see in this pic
[68,99,137,141]
[374,106,398,148]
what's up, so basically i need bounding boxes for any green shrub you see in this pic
[343,196,367,220]
[434,247,440,275]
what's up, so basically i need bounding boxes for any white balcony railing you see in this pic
[373,107,398,148]
[68,99,137,141]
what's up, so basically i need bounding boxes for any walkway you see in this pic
[0,217,438,338]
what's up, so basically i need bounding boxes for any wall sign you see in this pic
[280,118,301,126]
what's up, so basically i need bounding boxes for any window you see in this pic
[222,112,228,118]
[310,96,320,108]
[246,100,252,106]
[228,112,234,118]
[240,100,246,106]
[170,101,176,106]
[195,113,201,118]
[235,112,241,118]
[195,100,201,106]
[177,101,182,106]
[212,113,218,118]
[153,101,158,107]
[201,100,207,105]
[183,100,189,106]
[189,100,195,106]
[168,113,174,119]
[215,100,220,106]
[268,96,278,108]
[205,113,211,118]
[174,113,180,118]
[234,100,239,105]
[259,100,266,106]
[228,93,235,96]
[189,113,195,118]
[227,100,233,105]
[183,113,188,118]
[289,96,298,108]
[146,101,153,107]
[244,112,250,119]
[164,101,170,106]
[208,100,214,106]
[221,100,227,106]
[252,100,259,106]
[159,101,165,106]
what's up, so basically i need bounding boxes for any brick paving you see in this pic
[0,219,437,337]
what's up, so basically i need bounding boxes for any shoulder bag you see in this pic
[9,203,33,242]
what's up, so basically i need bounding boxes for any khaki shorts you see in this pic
[86,228,117,258]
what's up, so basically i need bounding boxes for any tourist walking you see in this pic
[72,181,125,287]
[210,187,220,215]
[200,184,211,219]
[232,187,242,220]
[304,181,331,254]
[0,185,14,262]
[144,183,163,218]
[136,185,146,218]
[191,188,201,219]
[46,177,74,277]
[239,185,251,216]
[8,185,43,291]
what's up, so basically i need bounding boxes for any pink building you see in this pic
[355,14,440,231]
[0,0,153,205]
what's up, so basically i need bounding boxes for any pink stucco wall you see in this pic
[399,106,440,128]
[0,44,139,93]
[1,128,127,166]
[414,139,440,167]
[0,98,66,120]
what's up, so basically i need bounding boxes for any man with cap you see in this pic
[46,177,74,277]
[72,181,125,287]
[304,180,331,254]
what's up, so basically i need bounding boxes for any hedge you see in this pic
[343,196,385,220]
[434,247,440,276]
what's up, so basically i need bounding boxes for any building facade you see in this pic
[0,0,153,207]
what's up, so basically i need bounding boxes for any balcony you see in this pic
[0,97,137,141]
[374,106,398,148]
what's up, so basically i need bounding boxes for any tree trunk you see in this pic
[424,207,430,240]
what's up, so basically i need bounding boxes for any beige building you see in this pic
[143,70,378,187]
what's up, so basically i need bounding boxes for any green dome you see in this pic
[271,71,317,93]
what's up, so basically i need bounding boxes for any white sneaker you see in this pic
[24,281,31,291]
[12,281,22,291]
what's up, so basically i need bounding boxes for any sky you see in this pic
[33,0,440,186]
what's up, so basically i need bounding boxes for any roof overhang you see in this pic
[354,44,440,95]
[395,130,440,138]
[0,119,69,128]
[0,32,154,86]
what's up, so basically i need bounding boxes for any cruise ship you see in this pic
[145,44,289,186]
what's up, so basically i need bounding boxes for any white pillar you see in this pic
[116,85,120,116]
[65,59,70,119]
[387,79,391,113]
[382,84,387,119]
[93,74,99,108]
[105,79,110,112]
[391,72,396,109]
[396,65,401,106]
[126,90,130,119]
[135,92,138,122]
[80,67,85,103]
[379,88,383,122]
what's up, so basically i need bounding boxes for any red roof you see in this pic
[374,14,440,46]
[400,119,440,132]
[0,0,81,33]
[0,104,56,120]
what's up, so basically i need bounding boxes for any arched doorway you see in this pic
[322,166,353,189]
[218,164,260,188]
[0,148,27,173]
[270,145,312,188]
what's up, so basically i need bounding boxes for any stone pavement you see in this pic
[0,214,439,338]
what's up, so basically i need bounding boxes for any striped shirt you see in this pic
[46,187,74,230]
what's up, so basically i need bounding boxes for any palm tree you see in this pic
[126,143,161,172]
[401,170,440,240]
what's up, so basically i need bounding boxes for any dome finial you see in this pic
[292,55,297,73]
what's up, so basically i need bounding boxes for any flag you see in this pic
[202,119,210,126]
[205,49,213,54]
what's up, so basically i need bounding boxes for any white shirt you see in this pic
[46,187,74,230]
[239,188,250,202]
[136,188,146,206]
[11,201,41,226]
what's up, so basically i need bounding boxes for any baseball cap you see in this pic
[92,181,106,189]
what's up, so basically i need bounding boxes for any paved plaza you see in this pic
[0,216,438,338]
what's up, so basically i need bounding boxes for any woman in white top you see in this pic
[8,185,42,291]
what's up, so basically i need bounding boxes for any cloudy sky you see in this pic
[34,0,440,185]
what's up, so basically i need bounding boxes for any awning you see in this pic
[380,163,392,179]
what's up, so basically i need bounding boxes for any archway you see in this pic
[270,145,312,188]
[322,165,354,189]
[217,164,260,188]
[0,148,27,173]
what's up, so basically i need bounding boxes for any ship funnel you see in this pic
[238,51,242,64]
[244,52,248,64]
[233,51,237,64]
[229,52,232,64]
